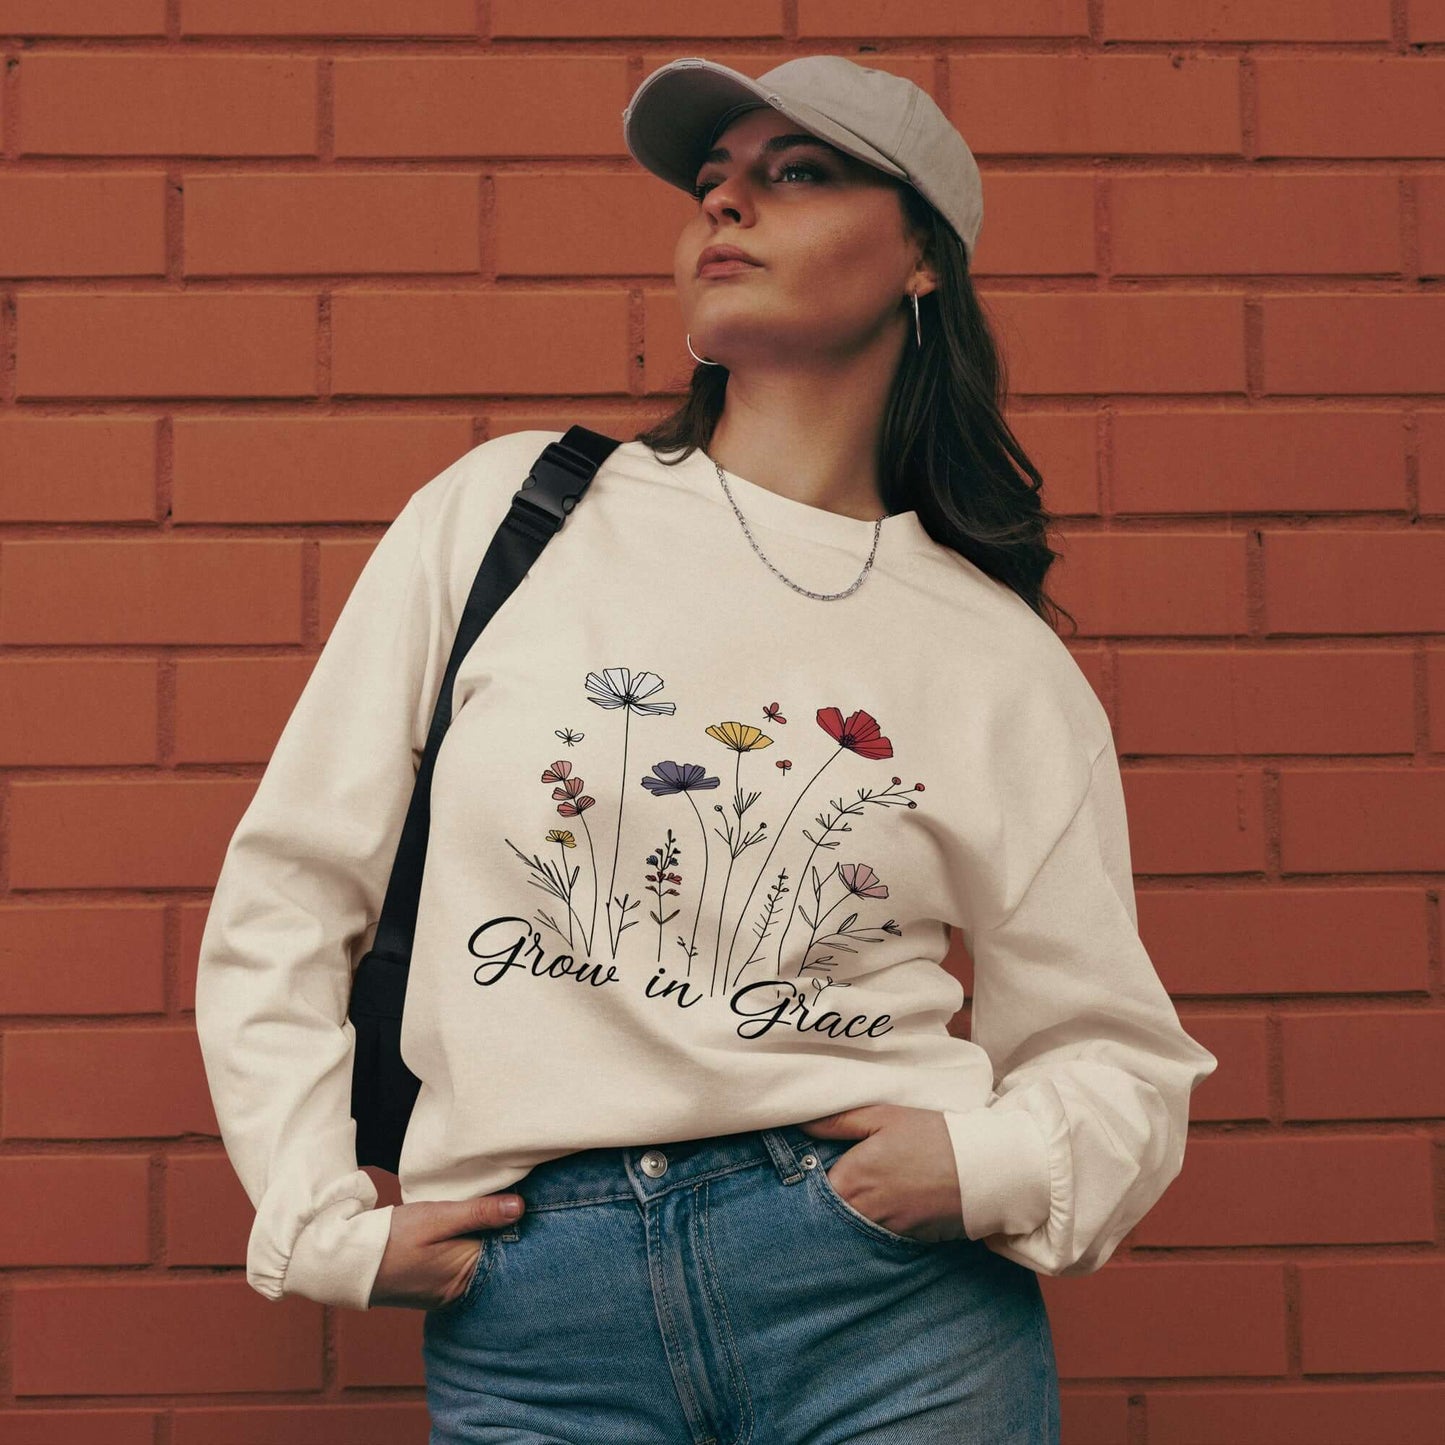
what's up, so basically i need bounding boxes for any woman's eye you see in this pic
[692,162,823,201]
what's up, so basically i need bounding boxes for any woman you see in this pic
[195,54,1217,1444]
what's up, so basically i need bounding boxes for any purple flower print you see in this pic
[642,760,721,976]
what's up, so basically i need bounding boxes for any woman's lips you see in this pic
[698,259,762,278]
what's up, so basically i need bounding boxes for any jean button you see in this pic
[640,1149,669,1177]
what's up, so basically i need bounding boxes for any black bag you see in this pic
[347,425,622,1173]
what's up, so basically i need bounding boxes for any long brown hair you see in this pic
[633,184,1077,635]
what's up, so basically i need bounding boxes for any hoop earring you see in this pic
[911,290,922,347]
[687,332,722,366]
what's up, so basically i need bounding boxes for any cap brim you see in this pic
[622,59,774,196]
[622,57,910,199]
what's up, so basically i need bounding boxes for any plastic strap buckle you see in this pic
[513,440,594,530]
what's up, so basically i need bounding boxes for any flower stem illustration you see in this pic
[585,668,677,959]
[641,761,721,977]
[644,828,682,963]
[722,706,894,992]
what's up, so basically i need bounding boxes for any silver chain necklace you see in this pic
[711,456,884,601]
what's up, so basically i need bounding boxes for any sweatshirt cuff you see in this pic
[942,1105,1053,1240]
[273,1197,395,1311]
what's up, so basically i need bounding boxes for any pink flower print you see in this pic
[839,862,889,900]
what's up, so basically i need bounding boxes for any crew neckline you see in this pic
[642,442,936,555]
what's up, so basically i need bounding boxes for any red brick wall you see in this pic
[1,4,1442,1443]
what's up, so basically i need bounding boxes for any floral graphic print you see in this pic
[497,668,926,1039]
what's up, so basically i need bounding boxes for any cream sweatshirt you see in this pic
[194,428,1218,1311]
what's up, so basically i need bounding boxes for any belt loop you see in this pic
[761,1126,807,1185]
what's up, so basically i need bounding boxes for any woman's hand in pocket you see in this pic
[367,1192,525,1310]
[797,1104,969,1243]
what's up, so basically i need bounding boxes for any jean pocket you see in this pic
[427,1232,495,1317]
[800,1140,935,1252]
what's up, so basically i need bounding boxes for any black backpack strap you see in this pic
[369,425,622,970]
[348,427,620,1172]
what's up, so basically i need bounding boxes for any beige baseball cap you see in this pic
[622,54,983,259]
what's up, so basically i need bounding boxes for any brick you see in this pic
[1263,530,1445,633]
[1281,1010,1445,1119]
[176,902,210,1013]
[334,55,629,158]
[1051,532,1249,637]
[645,288,711,394]
[1114,646,1415,756]
[986,294,1248,395]
[1125,766,1269,875]
[1137,887,1430,996]
[1148,1385,1445,1445]
[173,655,317,763]
[1262,296,1445,395]
[498,0,782,36]
[2,1027,215,1139]
[0,1155,151,1265]
[1409,0,1445,42]
[1421,410,1445,515]
[797,0,1089,36]
[166,1152,252,1267]
[1012,409,1100,517]
[337,1303,427,1389]
[1256,58,1445,158]
[1182,1013,1269,1120]
[172,414,473,522]
[330,290,629,396]
[18,54,318,157]
[16,292,317,399]
[0,1413,157,1445]
[0,904,167,1016]
[1110,174,1401,277]
[0,172,166,278]
[318,536,383,634]
[0,537,302,645]
[1280,768,1445,873]
[973,172,1097,276]
[181,0,477,35]
[949,55,1242,157]
[0,416,158,522]
[12,1280,323,1396]
[1057,1391,1128,1445]
[7,778,255,890]
[0,658,160,765]
[1298,1261,1445,1374]
[1430,645,1445,750]
[1130,1134,1435,1246]
[184,171,481,277]
[1,0,166,34]
[1104,0,1392,40]
[1043,1262,1288,1378]
[1415,175,1445,278]
[497,171,687,279]
[1113,408,1404,515]
[173,1403,429,1445]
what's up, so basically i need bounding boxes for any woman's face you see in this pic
[675,106,930,368]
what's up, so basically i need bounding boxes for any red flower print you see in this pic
[815,706,893,761]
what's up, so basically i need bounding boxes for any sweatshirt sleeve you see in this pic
[193,471,455,1310]
[940,732,1217,1277]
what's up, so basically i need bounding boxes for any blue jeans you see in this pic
[422,1122,1060,1444]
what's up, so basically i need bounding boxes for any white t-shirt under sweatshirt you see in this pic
[194,428,1218,1311]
